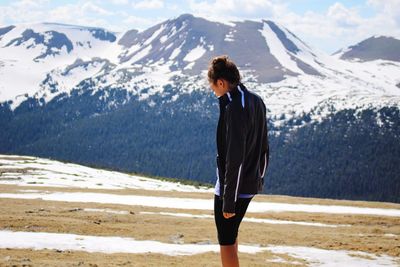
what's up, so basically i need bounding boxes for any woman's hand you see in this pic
[223,212,235,219]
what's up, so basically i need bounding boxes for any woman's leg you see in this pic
[227,198,252,266]
[235,237,238,253]
[214,196,252,266]
[220,240,239,267]
[214,195,238,266]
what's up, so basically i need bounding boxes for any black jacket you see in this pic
[216,82,269,213]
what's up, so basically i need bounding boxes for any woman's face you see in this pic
[210,79,229,97]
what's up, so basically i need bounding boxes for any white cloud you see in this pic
[180,0,400,53]
[367,0,400,12]
[0,1,46,25]
[189,0,286,21]
[12,0,49,8]
[0,0,166,33]
[0,1,114,29]
[1,0,399,53]
[110,0,129,4]
[367,0,400,26]
[132,0,164,9]
[167,3,180,11]
[81,2,114,16]
[121,14,162,30]
[0,11,4,26]
[285,1,400,53]
[326,2,360,28]
[45,3,111,28]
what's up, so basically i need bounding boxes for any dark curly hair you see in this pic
[207,55,241,89]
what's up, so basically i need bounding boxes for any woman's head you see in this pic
[208,55,241,96]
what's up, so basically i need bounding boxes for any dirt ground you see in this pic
[0,184,399,266]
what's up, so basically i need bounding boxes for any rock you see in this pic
[170,233,184,244]
[68,208,82,212]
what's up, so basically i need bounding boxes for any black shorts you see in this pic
[213,194,253,245]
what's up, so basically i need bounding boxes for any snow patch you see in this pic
[1,190,400,217]
[159,35,168,43]
[259,22,303,74]
[139,211,348,228]
[0,154,212,192]
[0,230,265,255]
[169,46,181,60]
[265,245,399,267]
[143,25,165,46]
[129,45,152,63]
[83,208,129,215]
[0,230,398,266]
[183,45,206,62]
[224,30,235,42]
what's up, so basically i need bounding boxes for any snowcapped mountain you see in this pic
[333,35,400,62]
[116,14,323,81]
[1,14,400,204]
[0,22,122,108]
[1,14,399,129]
[0,14,400,122]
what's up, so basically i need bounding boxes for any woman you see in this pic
[208,55,269,267]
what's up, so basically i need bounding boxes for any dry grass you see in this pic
[0,184,399,266]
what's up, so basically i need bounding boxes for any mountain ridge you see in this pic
[1,14,399,204]
[333,35,400,62]
[1,14,399,130]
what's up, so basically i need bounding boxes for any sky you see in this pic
[0,0,399,54]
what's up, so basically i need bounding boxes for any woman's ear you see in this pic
[217,79,224,89]
[218,79,229,91]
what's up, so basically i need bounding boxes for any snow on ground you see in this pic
[0,154,212,193]
[139,211,348,228]
[0,230,398,266]
[1,154,399,217]
[83,208,129,215]
[183,45,206,62]
[1,19,400,133]
[1,154,400,265]
[35,59,107,104]
[249,64,400,129]
[224,30,235,42]
[143,24,165,46]
[1,190,399,217]
[169,45,181,60]
[265,245,399,267]
[0,230,262,256]
[127,44,152,63]
[259,22,304,74]
[0,22,124,108]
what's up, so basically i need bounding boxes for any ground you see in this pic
[0,155,399,266]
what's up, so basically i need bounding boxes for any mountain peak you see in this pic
[168,13,216,28]
[0,25,15,37]
[372,35,400,41]
[174,13,195,22]
[334,35,400,62]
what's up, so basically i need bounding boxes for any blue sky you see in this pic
[0,0,399,53]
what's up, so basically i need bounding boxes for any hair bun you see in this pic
[208,55,241,88]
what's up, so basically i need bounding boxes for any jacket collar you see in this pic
[218,94,229,112]
[219,83,246,103]
[218,83,246,113]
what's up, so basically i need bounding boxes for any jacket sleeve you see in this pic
[258,102,269,191]
[223,104,246,213]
